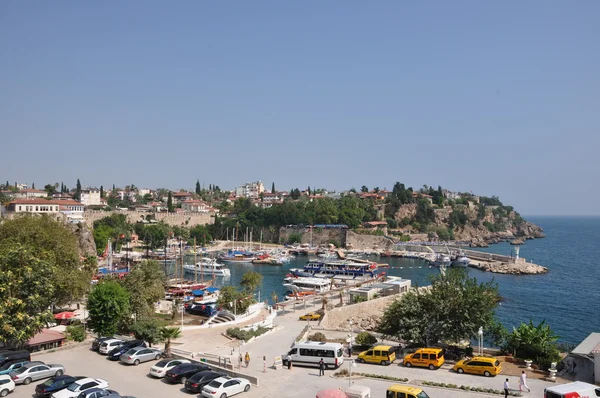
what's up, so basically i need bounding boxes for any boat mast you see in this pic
[260,229,263,251]
[194,237,198,285]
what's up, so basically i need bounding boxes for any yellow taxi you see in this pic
[357,345,396,366]
[386,385,431,398]
[403,348,445,370]
[298,312,321,321]
[452,356,502,377]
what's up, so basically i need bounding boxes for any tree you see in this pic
[0,215,94,306]
[379,268,500,346]
[130,318,165,347]
[160,327,182,357]
[44,183,57,196]
[240,270,263,294]
[189,225,212,246]
[271,182,275,194]
[100,185,104,198]
[217,286,251,315]
[290,188,301,200]
[361,186,369,193]
[354,332,378,347]
[506,320,560,368]
[167,191,174,213]
[119,261,165,319]
[87,281,130,336]
[32,182,35,189]
[73,178,82,201]
[196,180,201,195]
[0,243,55,347]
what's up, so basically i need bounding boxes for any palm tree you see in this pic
[160,327,182,357]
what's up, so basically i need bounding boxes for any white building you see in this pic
[442,189,462,200]
[58,200,86,224]
[8,199,60,214]
[80,189,102,206]
[14,189,47,199]
[181,200,210,212]
[235,181,265,198]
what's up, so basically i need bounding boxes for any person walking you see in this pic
[244,352,250,368]
[263,356,266,373]
[287,354,292,370]
[238,353,243,370]
[519,371,530,392]
[318,358,325,376]
[503,378,510,398]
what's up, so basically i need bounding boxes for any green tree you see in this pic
[87,281,131,336]
[100,185,104,198]
[0,243,55,347]
[130,318,165,347]
[44,183,57,196]
[354,332,378,347]
[120,261,166,319]
[240,270,263,294]
[167,191,174,212]
[361,186,369,193]
[196,180,201,195]
[73,178,82,201]
[217,286,251,315]
[0,215,94,306]
[271,182,275,194]
[160,327,182,357]
[189,225,212,246]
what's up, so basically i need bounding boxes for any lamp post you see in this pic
[348,359,357,386]
[349,320,353,357]
[478,326,483,356]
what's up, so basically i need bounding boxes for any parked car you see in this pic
[119,347,163,366]
[403,348,445,370]
[357,345,396,366]
[36,376,86,398]
[386,385,431,398]
[0,375,15,397]
[165,363,210,384]
[10,363,65,385]
[184,371,225,394]
[91,337,113,352]
[187,304,218,317]
[298,312,321,321]
[201,376,250,398]
[98,339,123,355]
[0,350,31,368]
[51,378,109,398]
[452,356,502,377]
[107,340,146,361]
[76,387,119,398]
[148,359,191,378]
[0,360,44,376]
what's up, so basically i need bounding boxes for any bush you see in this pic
[66,324,86,342]
[354,332,377,347]
[287,233,303,244]
[226,326,270,342]
[308,332,327,342]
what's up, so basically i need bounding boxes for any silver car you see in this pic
[10,363,65,385]
[119,347,163,365]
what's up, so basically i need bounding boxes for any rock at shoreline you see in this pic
[510,237,525,245]
[470,261,548,275]
[514,221,546,239]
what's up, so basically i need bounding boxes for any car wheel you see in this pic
[180,377,187,384]
[405,362,412,368]
[220,394,227,398]
[23,377,32,385]
[134,359,140,366]
[358,358,365,364]
[457,368,464,374]
[429,364,435,370]
[244,384,250,392]
[55,370,64,376]
[380,360,387,366]
[484,371,491,377]
[0,389,8,397]
[155,354,161,360]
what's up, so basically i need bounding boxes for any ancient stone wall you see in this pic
[278,227,346,247]
[345,231,395,250]
[84,210,214,228]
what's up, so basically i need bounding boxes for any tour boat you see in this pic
[218,251,256,264]
[282,276,332,293]
[284,291,317,301]
[183,258,231,276]
[301,260,380,279]
[432,254,452,267]
[452,255,470,268]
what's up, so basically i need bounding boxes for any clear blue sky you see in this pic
[1,1,598,215]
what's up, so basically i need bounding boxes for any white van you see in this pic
[544,381,600,398]
[283,341,344,369]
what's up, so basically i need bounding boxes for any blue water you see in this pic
[184,216,600,345]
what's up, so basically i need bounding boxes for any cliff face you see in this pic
[69,223,97,258]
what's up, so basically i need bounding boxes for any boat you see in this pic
[289,269,314,278]
[432,254,452,267]
[218,251,256,264]
[183,258,231,276]
[285,291,317,301]
[252,257,283,265]
[283,276,332,293]
[300,260,381,279]
[451,250,470,268]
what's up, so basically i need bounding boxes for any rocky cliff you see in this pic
[69,223,97,258]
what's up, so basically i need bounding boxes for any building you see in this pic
[7,199,60,214]
[442,189,461,200]
[235,181,264,198]
[412,192,433,204]
[80,189,101,206]
[172,191,193,204]
[59,200,86,224]
[14,189,47,199]
[562,332,600,384]
[181,199,210,212]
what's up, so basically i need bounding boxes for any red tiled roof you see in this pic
[57,200,84,206]
[9,199,59,205]
[27,329,65,346]
[173,192,192,197]
[19,189,46,193]
[182,200,206,204]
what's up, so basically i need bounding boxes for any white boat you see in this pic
[432,254,452,267]
[283,277,331,293]
[183,258,231,276]
[452,255,470,268]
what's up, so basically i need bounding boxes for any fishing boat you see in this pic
[183,258,231,276]
[282,276,331,293]
[219,251,256,264]
[284,291,317,301]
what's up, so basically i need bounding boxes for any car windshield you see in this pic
[42,379,55,386]
[67,382,81,392]
[417,392,430,398]
[207,380,222,388]
[14,367,27,374]
[156,360,169,367]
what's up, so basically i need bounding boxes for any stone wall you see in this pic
[345,231,395,250]
[84,210,214,228]
[279,227,346,247]
[321,294,400,330]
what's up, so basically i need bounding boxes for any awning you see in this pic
[54,312,76,320]
[191,290,205,296]
[205,287,219,293]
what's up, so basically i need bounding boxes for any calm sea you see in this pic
[183,216,600,345]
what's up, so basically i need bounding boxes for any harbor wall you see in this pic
[84,210,214,228]
[278,227,346,247]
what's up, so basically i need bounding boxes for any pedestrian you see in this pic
[263,356,266,373]
[318,358,325,376]
[503,378,510,398]
[238,353,243,369]
[348,343,352,357]
[519,371,530,392]
[244,352,250,368]
[287,354,292,370]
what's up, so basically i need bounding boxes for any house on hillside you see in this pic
[172,191,193,204]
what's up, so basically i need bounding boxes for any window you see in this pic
[366,351,373,356]
[0,380,8,385]
[386,391,395,398]
[337,348,343,357]
[374,351,381,357]
[421,353,429,360]
[36,206,39,211]
[300,348,314,356]
[413,354,421,359]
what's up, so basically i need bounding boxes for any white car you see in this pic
[201,376,250,398]
[148,359,190,378]
[98,339,123,354]
[51,378,109,398]
[0,375,15,397]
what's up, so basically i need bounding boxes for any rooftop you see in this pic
[572,332,600,356]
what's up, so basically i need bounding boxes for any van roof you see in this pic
[415,347,443,353]
[368,345,394,350]
[296,341,341,347]
[470,356,498,362]
[387,385,423,394]
[545,381,600,394]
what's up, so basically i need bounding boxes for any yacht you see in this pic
[451,251,470,268]
[183,258,231,276]
[219,251,256,264]
[432,253,452,267]
[283,276,331,293]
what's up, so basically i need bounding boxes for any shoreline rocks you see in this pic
[469,260,548,275]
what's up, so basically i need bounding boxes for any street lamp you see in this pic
[348,320,354,357]
[347,359,357,386]
[477,326,483,356]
